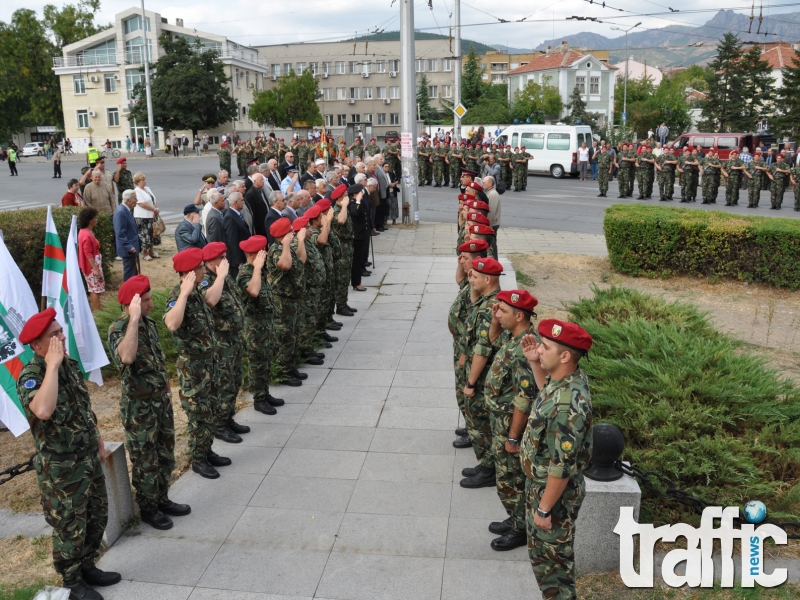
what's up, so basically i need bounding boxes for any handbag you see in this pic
[496,179,506,195]
[152,215,166,237]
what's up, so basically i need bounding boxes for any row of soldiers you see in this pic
[416,140,531,191]
[596,144,800,209]
[449,177,595,600]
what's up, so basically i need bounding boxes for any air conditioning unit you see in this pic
[322,73,329,78]
[383,98,391,104]
[389,71,397,77]
[113,74,120,81]
[89,75,99,83]
[361,72,370,78]
[88,111,96,117]
[270,75,277,81]
[347,98,356,104]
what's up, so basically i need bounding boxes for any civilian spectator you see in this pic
[578,142,589,181]
[175,204,207,251]
[78,207,104,311]
[61,179,84,207]
[222,192,250,278]
[132,172,160,261]
[244,173,270,237]
[83,170,116,214]
[203,189,227,242]
[114,189,141,281]
[383,163,399,225]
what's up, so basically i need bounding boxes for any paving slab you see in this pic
[249,476,356,512]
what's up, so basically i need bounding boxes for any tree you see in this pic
[43,0,112,48]
[774,48,800,139]
[462,45,485,109]
[415,73,444,124]
[564,85,600,128]
[510,76,563,123]
[735,44,772,131]
[700,33,747,132]
[250,68,322,129]
[613,75,655,127]
[130,36,238,137]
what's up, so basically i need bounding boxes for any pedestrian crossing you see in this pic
[0,199,183,224]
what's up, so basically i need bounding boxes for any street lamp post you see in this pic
[611,22,641,131]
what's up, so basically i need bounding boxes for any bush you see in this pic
[0,207,115,299]
[603,204,800,289]
[568,286,800,525]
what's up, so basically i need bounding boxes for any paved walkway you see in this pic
[94,254,541,600]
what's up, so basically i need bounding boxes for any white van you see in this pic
[494,124,594,178]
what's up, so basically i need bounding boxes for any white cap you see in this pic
[315,158,326,165]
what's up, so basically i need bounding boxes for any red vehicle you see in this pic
[668,133,762,160]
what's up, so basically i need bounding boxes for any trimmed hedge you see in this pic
[0,207,115,299]
[604,204,800,289]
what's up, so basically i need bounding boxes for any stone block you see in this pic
[101,441,135,547]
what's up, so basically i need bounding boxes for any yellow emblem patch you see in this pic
[561,441,573,452]
[521,379,530,388]
[552,324,562,337]
[480,330,487,337]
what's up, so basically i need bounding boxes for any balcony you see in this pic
[53,55,117,68]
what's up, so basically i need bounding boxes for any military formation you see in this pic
[450,174,594,599]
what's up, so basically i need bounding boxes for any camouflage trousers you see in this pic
[658,171,672,199]
[725,175,741,205]
[513,166,526,190]
[236,155,247,176]
[680,171,692,199]
[35,452,107,585]
[771,181,786,208]
[453,356,468,419]
[273,295,299,369]
[795,183,800,210]
[450,165,461,187]
[526,477,585,600]
[686,171,698,200]
[418,160,426,184]
[177,353,218,462]
[121,394,175,512]
[636,168,645,197]
[443,164,450,186]
[490,408,526,532]
[701,175,716,203]
[300,286,321,358]
[644,170,655,197]
[215,339,243,427]
[433,161,445,185]
[335,242,353,309]
[243,316,274,402]
[748,177,762,207]
[597,171,609,194]
[220,158,231,174]
[318,270,336,331]
[617,168,629,196]
[462,360,493,469]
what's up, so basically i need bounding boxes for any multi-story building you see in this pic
[477,48,611,85]
[52,6,268,153]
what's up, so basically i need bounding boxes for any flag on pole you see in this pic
[61,215,109,385]
[0,235,38,436]
[42,206,66,307]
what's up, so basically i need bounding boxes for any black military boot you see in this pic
[214,426,242,444]
[207,450,231,467]
[158,499,191,517]
[452,436,471,448]
[81,567,121,587]
[326,322,342,331]
[336,307,354,317]
[490,529,527,551]
[461,463,485,477]
[460,466,496,489]
[284,377,303,387]
[322,332,338,342]
[434,183,441,187]
[228,419,250,434]
[192,461,220,479]
[254,400,277,415]
[140,509,173,530]
[66,580,103,600]
[267,394,285,406]
[304,356,324,366]
[289,369,308,380]
[345,306,358,313]
[455,427,467,437]
[489,517,513,535]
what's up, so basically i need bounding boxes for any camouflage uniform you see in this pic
[116,168,135,204]
[643,151,656,198]
[385,142,401,174]
[770,162,789,209]
[364,142,381,157]
[701,157,716,204]
[449,147,464,187]
[201,269,244,427]
[616,152,629,197]
[350,141,365,162]
[513,152,526,191]
[301,231,326,358]
[448,279,472,426]
[164,283,218,463]
[497,150,510,189]
[108,313,174,513]
[297,143,309,173]
[466,147,480,174]
[686,156,700,201]
[635,154,646,198]
[311,225,336,331]
[432,145,447,186]
[521,368,593,600]
[416,145,427,185]
[521,151,532,188]
[793,166,800,211]
[17,355,107,586]
[236,261,275,404]
[217,146,232,175]
[596,152,612,195]
[267,237,305,370]
[234,144,247,176]
[278,142,290,164]
[725,158,744,206]
[332,203,353,310]
[747,159,765,207]
[677,154,691,200]
[484,325,539,533]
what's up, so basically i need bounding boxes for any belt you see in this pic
[180,350,215,359]
[40,447,98,461]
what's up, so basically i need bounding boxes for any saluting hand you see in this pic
[282,231,295,247]
[254,249,267,270]
[179,271,196,296]
[45,335,64,370]
[217,258,230,280]
[297,227,308,243]
[129,294,142,321]
[521,334,540,363]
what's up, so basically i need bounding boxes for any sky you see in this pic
[3,0,800,51]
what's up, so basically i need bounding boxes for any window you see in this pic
[480,63,487,70]
[521,132,545,150]
[428,59,437,72]
[336,61,345,74]
[376,86,387,99]
[235,69,240,87]
[390,86,399,99]
[309,62,318,75]
[103,74,117,93]
[428,85,437,98]
[322,62,331,75]
[349,61,359,74]
[349,87,360,99]
[362,87,373,99]
[377,113,387,125]
[362,61,371,75]
[576,133,585,145]
[284,62,293,75]
[351,114,360,123]
[389,60,400,72]
[245,71,250,88]
[717,137,738,150]
[590,76,600,95]
[376,60,386,73]
[364,113,373,123]
[441,84,452,98]
[442,59,453,72]
[324,114,333,127]
[296,62,306,73]
[77,110,89,129]
[415,60,425,72]
[390,113,400,125]
[575,76,586,94]
[123,15,151,34]
[79,40,116,66]
[126,68,144,101]
[73,75,86,95]
[337,114,347,126]
[547,133,571,150]
[694,137,714,148]
[124,37,151,63]
[336,87,346,100]
[323,88,333,100]
[271,64,281,77]
[107,107,120,127]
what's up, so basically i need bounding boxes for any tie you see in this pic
[200,231,207,245]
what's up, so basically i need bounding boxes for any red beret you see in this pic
[304,205,322,221]
[270,217,292,238]
[240,235,267,253]
[458,239,489,253]
[538,319,593,353]
[292,215,309,232]
[331,184,348,200]
[315,198,332,212]
[18,308,57,345]
[173,248,204,272]
[117,275,151,305]
[458,194,469,201]
[469,224,496,236]
[467,212,490,225]
[471,257,503,276]
[497,290,538,313]
[202,242,227,261]
[468,200,490,212]
[116,157,127,164]
[467,181,484,192]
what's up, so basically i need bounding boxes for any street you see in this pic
[2,155,798,234]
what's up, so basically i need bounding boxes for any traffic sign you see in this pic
[453,103,468,119]
[622,113,626,122]
[87,127,94,134]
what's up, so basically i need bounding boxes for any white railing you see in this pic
[53,55,117,68]
[54,47,267,69]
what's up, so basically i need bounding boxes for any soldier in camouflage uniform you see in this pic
[350,138,365,162]
[613,146,627,198]
[233,142,247,176]
[296,139,309,173]
[385,140,401,174]
[267,217,308,383]
[520,319,594,600]
[661,148,678,201]
[307,200,339,338]
[416,141,427,186]
[109,276,190,531]
[596,145,612,197]
[17,309,120,599]
[722,149,743,206]
[791,163,800,211]
[331,185,355,317]
[236,235,284,413]
[701,153,718,204]
[676,148,690,202]
[643,145,657,199]
[483,290,540,552]
[448,142,463,187]
[164,248,226,479]
[294,216,326,365]
[685,149,701,202]
[217,143,232,175]
[364,138,381,157]
[769,153,791,209]
[459,257,504,489]
[278,139,289,164]
[465,143,479,177]
[114,158,135,205]
[746,151,766,207]
[634,149,646,199]
[432,141,447,187]
[199,243,249,445]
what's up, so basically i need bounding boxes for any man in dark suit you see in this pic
[244,173,270,236]
[114,189,141,281]
[222,192,250,278]
[244,164,258,192]
[299,161,318,188]
[264,192,287,246]
[204,190,226,243]
[175,204,207,251]
[265,158,283,191]
[278,151,296,180]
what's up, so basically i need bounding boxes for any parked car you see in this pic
[384,130,400,144]
[668,133,762,161]
[20,142,45,157]
[494,124,594,178]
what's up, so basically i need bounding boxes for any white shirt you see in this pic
[133,186,157,218]
[578,147,590,162]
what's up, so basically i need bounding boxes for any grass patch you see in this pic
[567,286,800,526]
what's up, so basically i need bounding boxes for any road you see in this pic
[3,155,798,235]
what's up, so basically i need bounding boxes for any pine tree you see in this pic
[773,48,800,139]
[699,33,747,132]
[564,85,598,127]
[416,73,438,124]
[461,45,484,108]
[734,45,773,131]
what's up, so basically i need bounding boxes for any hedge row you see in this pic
[0,207,116,299]
[603,204,800,289]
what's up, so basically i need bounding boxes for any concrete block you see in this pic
[101,441,135,547]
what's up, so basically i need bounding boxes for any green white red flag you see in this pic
[41,206,66,307]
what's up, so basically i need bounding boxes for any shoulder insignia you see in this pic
[200,280,209,287]
[480,330,487,337]
[521,378,530,388]
[23,379,38,389]
[168,301,176,308]
[561,441,573,452]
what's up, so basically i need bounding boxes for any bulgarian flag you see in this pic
[42,206,66,307]
[0,234,38,436]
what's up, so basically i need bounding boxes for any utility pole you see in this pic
[611,22,640,131]
[453,0,462,140]
[400,0,419,225]
[140,0,157,154]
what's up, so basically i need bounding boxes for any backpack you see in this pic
[496,179,506,195]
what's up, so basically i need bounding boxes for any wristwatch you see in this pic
[536,507,551,519]
[465,381,475,389]
[507,438,519,445]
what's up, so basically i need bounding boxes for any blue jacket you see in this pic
[175,219,207,251]
[113,204,140,257]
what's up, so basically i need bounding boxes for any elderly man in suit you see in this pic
[203,189,227,242]
[373,154,390,232]
[278,151,296,179]
[175,204,207,251]
[265,158,283,191]
[114,189,141,281]
[264,191,286,246]
[222,192,250,278]
[244,173,270,237]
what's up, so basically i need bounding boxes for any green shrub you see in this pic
[568,286,800,525]
[603,204,800,289]
[0,207,115,299]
